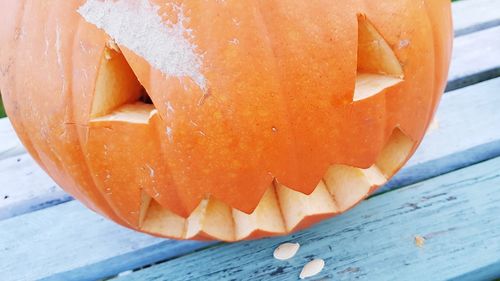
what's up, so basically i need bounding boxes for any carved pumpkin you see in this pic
[0,0,452,241]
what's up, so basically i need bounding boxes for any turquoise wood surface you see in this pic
[0,199,211,281]
[119,157,500,281]
[452,0,500,36]
[446,26,500,91]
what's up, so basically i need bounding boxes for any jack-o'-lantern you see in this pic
[0,0,452,241]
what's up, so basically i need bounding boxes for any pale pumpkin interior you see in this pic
[354,14,404,101]
[87,17,414,241]
[90,43,155,121]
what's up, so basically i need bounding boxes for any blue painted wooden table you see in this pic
[0,1,499,280]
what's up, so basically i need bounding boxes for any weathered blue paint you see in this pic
[446,26,500,91]
[119,157,500,281]
[453,0,500,36]
[0,200,213,281]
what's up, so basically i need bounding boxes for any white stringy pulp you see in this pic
[78,0,207,91]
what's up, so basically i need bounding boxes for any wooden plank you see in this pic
[0,77,499,281]
[0,153,70,220]
[1,27,499,221]
[447,26,500,91]
[452,0,500,36]
[117,157,500,281]
[0,199,213,281]
[0,118,25,160]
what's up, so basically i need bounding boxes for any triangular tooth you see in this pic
[90,43,147,119]
[184,199,235,241]
[322,165,387,213]
[427,118,440,134]
[354,15,404,101]
[138,191,152,228]
[276,181,338,232]
[185,200,209,239]
[323,165,373,211]
[201,199,235,241]
[354,74,402,101]
[362,165,387,186]
[233,184,286,240]
[141,199,185,239]
[375,128,414,177]
[357,14,403,77]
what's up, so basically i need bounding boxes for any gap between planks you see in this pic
[446,26,500,91]
[452,0,500,37]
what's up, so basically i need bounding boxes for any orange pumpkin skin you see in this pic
[0,0,452,241]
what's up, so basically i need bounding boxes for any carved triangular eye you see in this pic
[354,15,404,101]
[90,43,155,123]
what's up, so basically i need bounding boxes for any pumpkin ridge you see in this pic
[422,0,453,139]
[253,0,303,201]
[8,2,49,170]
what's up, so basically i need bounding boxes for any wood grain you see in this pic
[0,199,213,281]
[446,26,500,91]
[452,0,500,36]
[0,118,25,159]
[0,153,69,220]
[117,156,500,281]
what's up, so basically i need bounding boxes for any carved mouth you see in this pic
[138,127,413,241]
